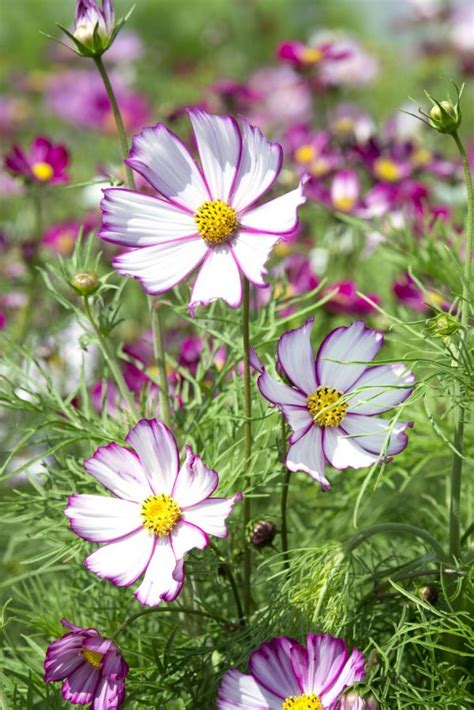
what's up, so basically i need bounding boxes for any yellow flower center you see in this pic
[301,47,323,64]
[141,494,181,536]
[410,148,432,167]
[333,117,354,135]
[31,162,54,182]
[282,694,323,710]
[81,649,104,669]
[310,158,329,177]
[373,158,401,182]
[332,195,356,212]
[295,144,316,163]
[307,386,348,427]
[194,200,238,245]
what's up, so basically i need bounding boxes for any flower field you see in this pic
[0,1,473,708]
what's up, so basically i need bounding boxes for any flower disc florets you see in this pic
[282,693,323,710]
[81,649,104,668]
[141,494,181,536]
[194,200,238,245]
[307,386,348,427]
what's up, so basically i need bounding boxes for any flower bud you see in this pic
[426,313,459,339]
[418,584,438,604]
[70,272,99,296]
[249,520,276,549]
[428,100,460,134]
[339,693,379,709]
[68,1,116,57]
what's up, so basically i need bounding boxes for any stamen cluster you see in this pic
[307,385,348,427]
[194,199,238,245]
[141,494,182,536]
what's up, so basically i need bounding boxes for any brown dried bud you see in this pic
[250,520,276,549]
[70,272,99,296]
[418,584,438,604]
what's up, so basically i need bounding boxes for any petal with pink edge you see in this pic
[189,245,242,313]
[230,118,283,212]
[217,669,283,709]
[125,419,179,495]
[84,443,151,502]
[189,110,242,202]
[287,425,330,488]
[347,363,415,415]
[170,520,209,559]
[183,493,242,538]
[61,663,101,705]
[303,633,365,704]
[84,527,154,587]
[112,238,207,296]
[66,494,142,543]
[341,415,411,456]
[277,318,317,395]
[134,536,184,606]
[257,369,309,407]
[44,645,84,682]
[231,231,280,287]
[126,124,208,210]
[316,322,384,393]
[248,637,303,699]
[240,180,306,235]
[172,447,218,508]
[100,188,198,247]
[323,427,380,470]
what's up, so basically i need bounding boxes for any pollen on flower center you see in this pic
[31,162,54,182]
[373,158,401,182]
[81,649,104,669]
[295,144,316,163]
[141,494,181,536]
[307,385,348,427]
[301,47,323,64]
[333,195,356,212]
[194,200,238,245]
[282,693,323,710]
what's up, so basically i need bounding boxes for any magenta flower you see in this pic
[255,319,415,488]
[44,618,128,709]
[392,273,451,313]
[277,39,340,69]
[218,633,365,709]
[4,136,69,185]
[308,170,394,219]
[99,110,306,312]
[0,309,5,330]
[324,281,381,317]
[66,419,241,606]
[42,217,96,256]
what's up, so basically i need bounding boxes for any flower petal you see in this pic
[323,427,380,470]
[134,536,184,606]
[189,245,242,313]
[189,110,242,202]
[230,118,283,212]
[100,188,198,247]
[125,419,179,495]
[287,425,330,488]
[172,447,218,508]
[44,640,85,682]
[61,662,101,705]
[112,238,207,296]
[183,493,242,538]
[248,637,303,699]
[217,669,283,709]
[277,318,317,394]
[316,322,384,393]
[257,368,308,407]
[230,231,280,286]
[84,527,155,587]
[65,494,142,543]
[240,180,306,235]
[84,443,151,502]
[92,675,126,710]
[303,633,365,705]
[170,520,209,560]
[341,414,411,456]
[347,363,415,414]
[126,124,208,210]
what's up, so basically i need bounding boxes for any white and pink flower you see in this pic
[99,110,307,313]
[218,632,365,709]
[254,319,415,489]
[65,419,241,606]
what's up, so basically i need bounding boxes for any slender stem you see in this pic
[210,543,245,627]
[448,133,473,562]
[280,417,290,571]
[111,605,228,638]
[242,279,252,616]
[93,56,135,190]
[345,523,450,564]
[83,296,138,417]
[149,297,172,428]
[16,190,43,342]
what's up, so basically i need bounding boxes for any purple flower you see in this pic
[328,103,375,144]
[255,319,415,488]
[218,633,365,709]
[277,39,340,69]
[4,136,69,185]
[324,281,381,316]
[392,273,451,313]
[44,618,128,708]
[65,419,241,606]
[99,110,307,313]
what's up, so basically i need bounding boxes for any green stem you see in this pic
[448,132,474,562]
[93,56,136,190]
[280,417,290,571]
[83,296,138,417]
[16,191,43,342]
[345,523,450,565]
[149,297,172,428]
[210,543,245,627]
[111,605,228,638]
[242,279,252,616]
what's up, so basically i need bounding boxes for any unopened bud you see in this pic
[249,520,276,549]
[70,272,99,296]
[426,312,458,338]
[418,584,438,604]
[427,98,461,134]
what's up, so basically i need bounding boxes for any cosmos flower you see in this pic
[218,632,365,709]
[307,170,394,219]
[99,110,307,312]
[4,136,69,185]
[65,419,241,606]
[42,217,96,256]
[277,39,345,69]
[338,693,378,710]
[324,281,381,317]
[44,618,128,709]
[70,1,117,57]
[254,319,415,488]
[246,66,313,132]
